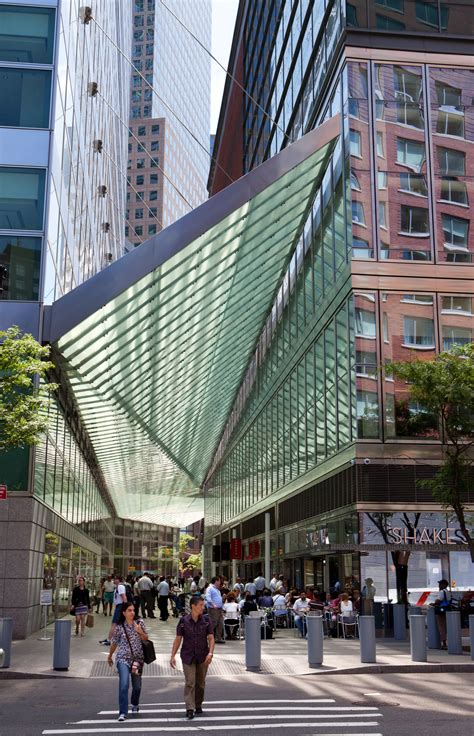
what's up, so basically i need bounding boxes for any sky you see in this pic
[211,0,239,133]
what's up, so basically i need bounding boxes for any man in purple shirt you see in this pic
[170,596,215,720]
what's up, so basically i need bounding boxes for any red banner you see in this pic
[230,538,242,560]
[0,485,7,500]
[248,540,260,559]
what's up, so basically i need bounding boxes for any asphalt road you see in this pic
[0,672,471,736]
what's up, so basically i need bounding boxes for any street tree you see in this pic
[0,326,55,453]
[388,343,474,562]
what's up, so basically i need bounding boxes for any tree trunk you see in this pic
[390,552,409,604]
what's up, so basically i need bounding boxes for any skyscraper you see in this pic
[206,1,474,603]
[127,0,212,246]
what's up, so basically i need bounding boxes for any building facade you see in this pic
[206,0,474,604]
[126,0,212,246]
[0,0,176,638]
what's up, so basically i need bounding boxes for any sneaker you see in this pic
[186,709,194,720]
[99,638,108,644]
[131,706,139,713]
[117,714,126,722]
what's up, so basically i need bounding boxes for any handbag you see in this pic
[123,622,156,665]
[86,613,94,628]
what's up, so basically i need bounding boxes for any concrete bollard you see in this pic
[244,616,261,672]
[446,611,462,655]
[306,614,324,668]
[0,618,13,668]
[0,649,4,667]
[409,614,427,662]
[410,606,423,615]
[392,604,407,641]
[469,616,474,661]
[427,606,441,649]
[359,615,376,663]
[53,618,72,671]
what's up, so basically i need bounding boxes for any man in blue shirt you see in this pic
[205,577,225,644]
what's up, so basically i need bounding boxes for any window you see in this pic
[150,157,159,168]
[442,215,469,249]
[0,167,46,230]
[446,252,471,263]
[352,201,366,225]
[0,5,56,64]
[440,178,468,206]
[346,3,358,26]
[135,209,144,219]
[355,308,376,338]
[135,225,143,236]
[378,171,387,189]
[403,317,435,348]
[396,103,424,128]
[147,14,155,25]
[145,74,153,85]
[133,75,141,88]
[149,207,157,217]
[143,105,152,117]
[136,175,144,185]
[416,1,447,29]
[401,294,433,304]
[148,224,157,235]
[0,234,41,300]
[131,90,142,102]
[436,82,462,108]
[149,190,158,201]
[376,0,403,10]
[150,140,159,151]
[136,158,145,169]
[376,14,405,30]
[399,173,427,197]
[442,326,472,350]
[146,44,154,55]
[137,142,145,152]
[350,129,361,157]
[352,237,372,259]
[401,249,430,261]
[400,205,429,235]
[350,171,361,190]
[150,173,158,184]
[376,131,384,157]
[437,109,464,138]
[138,126,146,136]
[144,89,152,102]
[349,99,359,117]
[131,106,141,119]
[133,30,144,41]
[397,138,425,171]
[378,202,387,229]
[394,66,422,102]
[441,296,472,314]
[357,390,379,439]
[0,68,52,128]
[134,13,144,26]
[136,192,144,202]
[356,350,377,377]
[133,45,143,56]
[145,59,153,70]
[125,226,129,236]
[438,147,465,176]
[151,124,160,134]
[147,29,154,40]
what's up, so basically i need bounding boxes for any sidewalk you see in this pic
[1,612,473,679]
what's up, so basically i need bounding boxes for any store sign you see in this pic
[230,538,242,560]
[390,527,467,545]
[40,589,53,606]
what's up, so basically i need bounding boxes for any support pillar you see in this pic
[264,512,271,587]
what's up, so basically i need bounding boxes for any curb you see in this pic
[304,663,474,676]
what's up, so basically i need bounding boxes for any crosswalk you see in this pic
[41,698,383,735]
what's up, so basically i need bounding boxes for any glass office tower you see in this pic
[206,0,474,604]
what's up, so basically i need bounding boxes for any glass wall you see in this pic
[347,0,473,35]
[0,235,41,300]
[0,68,52,128]
[0,5,56,64]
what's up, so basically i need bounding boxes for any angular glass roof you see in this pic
[46,117,340,526]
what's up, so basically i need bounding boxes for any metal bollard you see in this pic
[306,614,323,668]
[427,606,441,649]
[409,614,427,662]
[469,616,474,661]
[0,618,13,668]
[53,618,72,671]
[244,616,261,672]
[392,604,407,641]
[359,615,376,663]
[446,611,462,655]
[410,606,423,616]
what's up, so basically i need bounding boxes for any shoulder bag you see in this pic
[123,622,156,665]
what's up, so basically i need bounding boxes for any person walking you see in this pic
[205,576,225,644]
[170,595,215,720]
[107,601,149,722]
[103,576,115,616]
[71,576,92,637]
[137,572,155,619]
[157,576,170,621]
[101,575,128,646]
[254,572,266,600]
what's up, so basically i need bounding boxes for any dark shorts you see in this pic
[112,603,123,624]
[104,592,114,604]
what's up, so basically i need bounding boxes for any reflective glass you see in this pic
[0,167,46,230]
[0,5,56,64]
[0,68,52,128]
[0,234,41,300]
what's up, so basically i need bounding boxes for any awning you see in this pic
[44,116,340,526]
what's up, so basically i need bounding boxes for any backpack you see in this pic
[125,584,134,603]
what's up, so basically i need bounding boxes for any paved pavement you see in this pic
[3,610,473,679]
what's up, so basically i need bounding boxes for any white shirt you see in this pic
[190,581,198,593]
[245,582,257,596]
[157,580,170,596]
[198,576,205,589]
[340,600,353,616]
[254,576,266,591]
[223,601,239,618]
[269,577,278,592]
[103,580,115,593]
[114,584,126,606]
[273,594,286,607]
[293,598,309,615]
[138,575,153,591]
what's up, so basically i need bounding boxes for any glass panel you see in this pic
[354,293,379,439]
[0,167,46,230]
[0,234,41,300]
[0,5,56,64]
[0,68,51,128]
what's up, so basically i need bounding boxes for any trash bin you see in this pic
[0,618,13,668]
[53,618,71,671]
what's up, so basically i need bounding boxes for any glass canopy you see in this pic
[46,117,340,526]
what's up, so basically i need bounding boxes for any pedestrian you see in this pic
[361,577,376,615]
[95,578,105,614]
[244,577,257,599]
[103,575,115,616]
[157,575,170,621]
[137,572,155,619]
[198,571,206,592]
[254,571,266,600]
[170,595,215,720]
[205,576,225,644]
[71,576,92,637]
[292,591,310,638]
[431,578,451,649]
[240,591,258,617]
[259,588,274,608]
[190,575,200,594]
[269,573,278,593]
[107,601,149,722]
[101,575,128,646]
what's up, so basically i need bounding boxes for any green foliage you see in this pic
[183,552,202,572]
[388,343,474,561]
[0,326,56,453]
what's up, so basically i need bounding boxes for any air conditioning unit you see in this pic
[87,81,98,97]
[79,6,93,24]
[97,185,107,197]
[93,139,103,153]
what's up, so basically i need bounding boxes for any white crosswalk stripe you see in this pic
[42,698,384,735]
